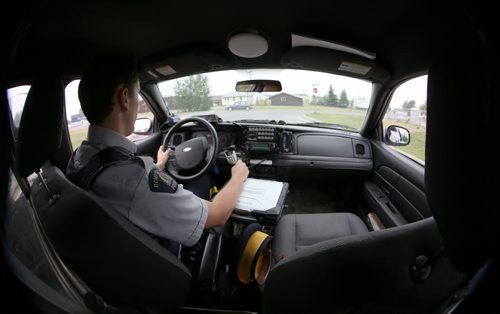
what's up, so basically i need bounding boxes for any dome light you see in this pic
[228,32,268,58]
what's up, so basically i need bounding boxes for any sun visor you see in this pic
[281,46,390,83]
[141,50,231,83]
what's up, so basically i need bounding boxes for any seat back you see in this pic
[15,73,191,311]
[423,19,500,314]
[425,24,499,275]
[31,166,191,311]
[263,218,466,313]
[15,73,65,178]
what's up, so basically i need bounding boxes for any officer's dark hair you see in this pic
[78,53,139,125]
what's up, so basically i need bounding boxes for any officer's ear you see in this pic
[116,84,130,111]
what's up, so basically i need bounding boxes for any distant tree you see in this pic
[402,100,416,110]
[256,99,267,106]
[327,84,338,106]
[339,89,349,107]
[313,95,322,105]
[419,103,427,111]
[173,75,211,111]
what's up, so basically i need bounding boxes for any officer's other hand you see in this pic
[231,160,249,183]
[156,145,171,171]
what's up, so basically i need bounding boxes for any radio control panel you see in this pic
[244,127,292,153]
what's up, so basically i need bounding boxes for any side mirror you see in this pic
[133,117,152,134]
[384,125,410,146]
[236,80,282,93]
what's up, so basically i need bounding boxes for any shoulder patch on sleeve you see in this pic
[149,169,178,193]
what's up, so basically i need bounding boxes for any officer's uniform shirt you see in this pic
[71,125,208,247]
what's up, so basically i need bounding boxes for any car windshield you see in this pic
[158,69,372,132]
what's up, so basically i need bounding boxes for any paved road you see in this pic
[174,108,317,123]
[217,108,318,123]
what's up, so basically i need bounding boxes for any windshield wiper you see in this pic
[293,122,358,131]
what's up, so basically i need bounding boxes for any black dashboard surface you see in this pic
[165,122,373,174]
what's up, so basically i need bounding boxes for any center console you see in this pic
[183,121,289,311]
[188,177,288,310]
[241,126,293,180]
[244,126,293,154]
[245,126,279,153]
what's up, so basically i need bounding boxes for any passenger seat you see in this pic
[272,213,368,262]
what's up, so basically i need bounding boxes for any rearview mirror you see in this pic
[384,125,410,146]
[134,118,152,134]
[236,80,282,93]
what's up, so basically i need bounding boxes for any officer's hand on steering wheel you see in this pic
[162,117,219,181]
[156,145,171,171]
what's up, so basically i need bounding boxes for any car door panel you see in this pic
[365,141,430,227]
[363,181,408,227]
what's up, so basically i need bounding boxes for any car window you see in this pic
[383,75,427,163]
[7,85,31,134]
[127,97,154,142]
[158,69,373,132]
[65,80,152,148]
[65,80,88,149]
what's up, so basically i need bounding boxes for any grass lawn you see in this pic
[69,126,89,149]
[306,112,366,131]
[383,119,426,162]
[254,104,365,114]
[395,131,426,162]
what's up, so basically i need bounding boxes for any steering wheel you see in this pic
[162,117,219,181]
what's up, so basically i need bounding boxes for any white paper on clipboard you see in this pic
[235,178,284,212]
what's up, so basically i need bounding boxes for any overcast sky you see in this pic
[389,75,427,108]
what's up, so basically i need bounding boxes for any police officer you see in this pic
[67,53,249,249]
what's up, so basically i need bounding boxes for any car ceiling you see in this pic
[1,0,468,85]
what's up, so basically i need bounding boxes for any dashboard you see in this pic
[166,121,373,178]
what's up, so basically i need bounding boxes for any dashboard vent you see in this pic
[280,131,293,152]
[355,143,365,155]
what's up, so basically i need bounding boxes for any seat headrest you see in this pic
[425,29,500,274]
[16,73,65,178]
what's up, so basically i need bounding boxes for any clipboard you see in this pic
[233,178,288,225]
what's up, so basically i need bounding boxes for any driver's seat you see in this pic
[16,73,191,312]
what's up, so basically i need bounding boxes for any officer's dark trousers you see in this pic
[183,174,212,200]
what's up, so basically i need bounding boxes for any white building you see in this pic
[222,92,254,107]
[221,92,270,107]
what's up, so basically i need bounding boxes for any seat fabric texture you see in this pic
[264,218,466,314]
[272,213,368,262]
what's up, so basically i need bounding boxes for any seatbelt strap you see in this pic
[66,144,181,256]
[435,259,493,314]
[66,145,137,190]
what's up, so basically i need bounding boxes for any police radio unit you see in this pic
[245,127,277,153]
